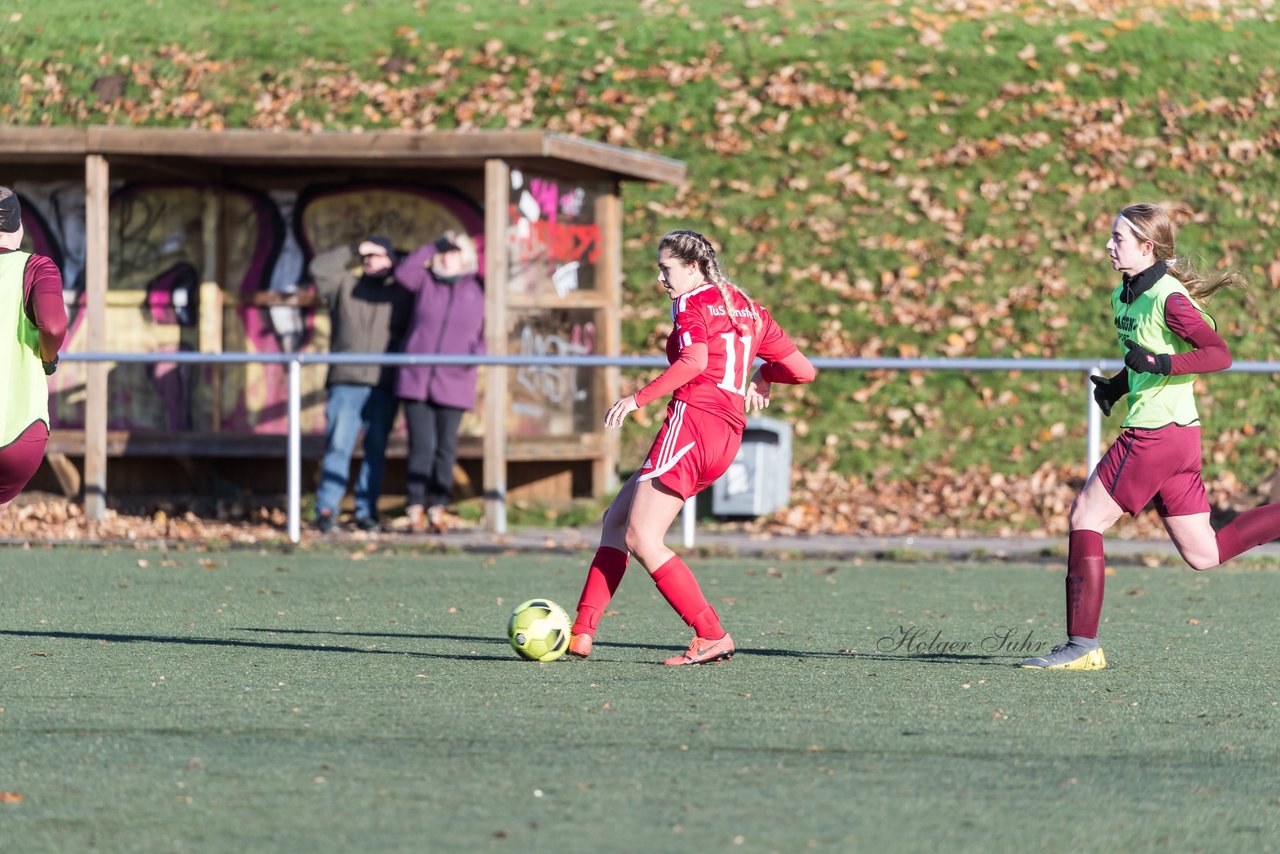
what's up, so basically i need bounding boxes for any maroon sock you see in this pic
[1215,503,1280,564]
[1065,529,1105,639]
[651,555,725,640]
[571,547,628,637]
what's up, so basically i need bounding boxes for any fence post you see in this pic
[1086,365,1103,477]
[83,154,110,521]
[287,356,302,544]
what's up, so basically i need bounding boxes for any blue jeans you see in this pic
[316,384,399,520]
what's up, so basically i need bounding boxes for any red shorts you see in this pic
[0,420,49,505]
[638,400,741,500]
[1095,424,1209,517]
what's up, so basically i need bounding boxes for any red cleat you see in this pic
[663,633,734,666]
[568,633,593,658]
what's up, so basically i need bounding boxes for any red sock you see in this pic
[652,555,724,640]
[1065,529,1105,639]
[571,547,629,636]
[1216,503,1280,564]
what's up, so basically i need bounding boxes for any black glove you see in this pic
[1090,372,1127,417]
[42,354,59,376]
[1124,339,1172,375]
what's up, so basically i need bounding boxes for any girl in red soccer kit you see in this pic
[1022,203,1280,670]
[0,187,67,509]
[568,229,816,665]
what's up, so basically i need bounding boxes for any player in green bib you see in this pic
[1023,203,1280,670]
[1,186,66,508]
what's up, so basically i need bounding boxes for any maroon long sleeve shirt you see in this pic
[1164,292,1230,376]
[3,248,67,352]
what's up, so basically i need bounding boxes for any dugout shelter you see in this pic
[0,125,686,529]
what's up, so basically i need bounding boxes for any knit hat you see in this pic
[362,235,394,257]
[0,188,20,234]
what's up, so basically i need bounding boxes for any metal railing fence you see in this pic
[56,351,1280,543]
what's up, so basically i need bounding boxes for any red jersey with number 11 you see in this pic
[667,283,798,431]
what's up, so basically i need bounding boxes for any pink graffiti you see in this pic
[558,187,586,219]
[570,322,596,354]
[527,178,560,222]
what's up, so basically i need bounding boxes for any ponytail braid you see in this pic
[658,229,761,337]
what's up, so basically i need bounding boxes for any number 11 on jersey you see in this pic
[717,333,753,396]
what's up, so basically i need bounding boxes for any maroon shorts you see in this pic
[1095,424,1209,517]
[638,400,741,500]
[0,420,49,504]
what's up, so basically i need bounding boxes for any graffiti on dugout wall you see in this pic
[13,181,482,436]
[507,170,601,299]
[510,308,599,438]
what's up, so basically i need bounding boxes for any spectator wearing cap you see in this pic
[310,236,412,533]
[394,230,485,533]
[0,186,67,508]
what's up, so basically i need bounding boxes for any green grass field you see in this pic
[2,545,1278,853]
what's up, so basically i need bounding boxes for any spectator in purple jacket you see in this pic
[394,231,485,533]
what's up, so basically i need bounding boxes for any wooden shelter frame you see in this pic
[0,126,686,530]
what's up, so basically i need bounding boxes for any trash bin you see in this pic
[711,416,793,517]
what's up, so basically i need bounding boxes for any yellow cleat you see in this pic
[1020,643,1106,670]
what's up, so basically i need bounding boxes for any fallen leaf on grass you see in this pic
[0,792,23,804]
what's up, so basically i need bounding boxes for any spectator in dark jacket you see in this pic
[394,231,485,533]
[311,237,412,533]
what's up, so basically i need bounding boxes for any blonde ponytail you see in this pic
[1119,203,1246,304]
